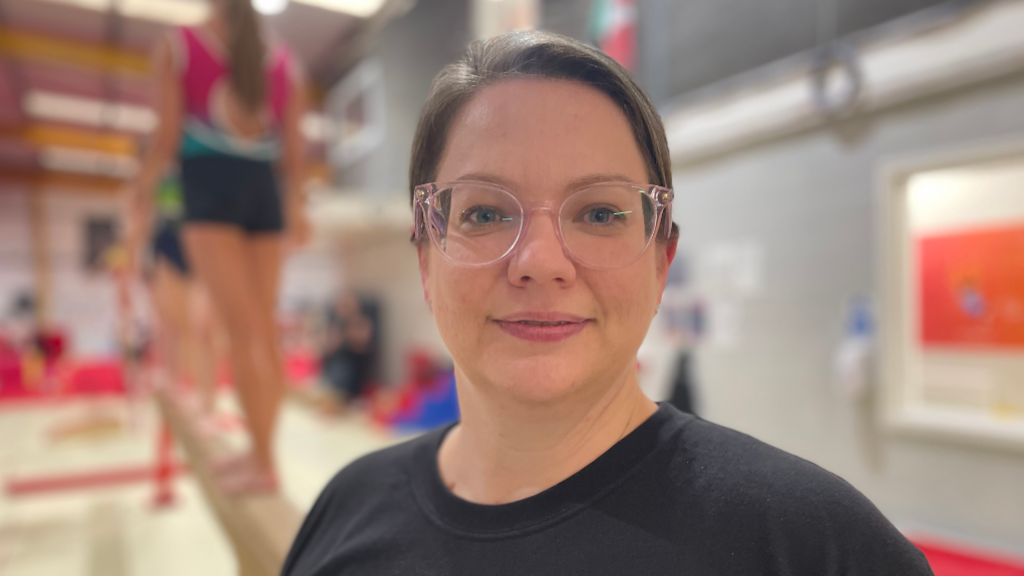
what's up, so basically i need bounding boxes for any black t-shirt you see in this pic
[282,404,933,576]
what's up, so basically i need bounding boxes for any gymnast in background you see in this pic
[129,0,307,494]
[126,172,220,430]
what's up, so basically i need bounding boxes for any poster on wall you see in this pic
[918,223,1024,350]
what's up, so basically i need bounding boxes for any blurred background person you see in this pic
[129,0,307,494]
[318,291,377,413]
[125,171,220,427]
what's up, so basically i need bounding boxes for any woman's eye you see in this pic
[582,206,628,225]
[461,206,505,225]
[589,208,613,223]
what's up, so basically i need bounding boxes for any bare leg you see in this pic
[217,234,287,491]
[189,283,219,416]
[183,224,284,493]
[151,259,193,386]
[219,233,287,489]
[246,233,287,404]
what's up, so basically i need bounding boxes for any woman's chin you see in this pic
[478,355,594,404]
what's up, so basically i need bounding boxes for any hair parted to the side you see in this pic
[409,30,677,243]
[221,0,266,114]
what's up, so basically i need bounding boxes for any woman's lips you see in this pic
[492,313,592,343]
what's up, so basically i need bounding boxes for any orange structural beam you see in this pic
[0,28,149,76]
[0,124,136,155]
[23,124,136,155]
[0,168,124,194]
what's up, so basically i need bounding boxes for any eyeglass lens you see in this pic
[425,184,658,267]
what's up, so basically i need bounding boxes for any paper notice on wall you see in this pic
[707,300,741,350]
[698,241,765,298]
[695,240,764,350]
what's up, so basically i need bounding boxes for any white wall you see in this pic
[331,0,471,196]
[0,188,146,357]
[43,190,125,357]
[338,232,448,385]
[280,244,342,314]
[673,72,1024,554]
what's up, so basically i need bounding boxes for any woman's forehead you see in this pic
[435,78,648,194]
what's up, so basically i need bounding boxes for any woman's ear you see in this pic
[416,243,431,307]
[657,238,678,297]
[665,238,678,270]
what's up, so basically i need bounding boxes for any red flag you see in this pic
[590,0,637,71]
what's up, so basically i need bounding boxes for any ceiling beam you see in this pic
[0,168,124,194]
[0,27,149,77]
[0,124,136,155]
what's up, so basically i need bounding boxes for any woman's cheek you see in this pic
[599,269,657,342]
[432,265,485,346]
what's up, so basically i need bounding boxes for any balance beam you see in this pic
[156,387,302,576]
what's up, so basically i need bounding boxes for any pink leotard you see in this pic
[171,26,295,161]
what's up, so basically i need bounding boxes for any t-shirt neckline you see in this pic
[410,402,690,539]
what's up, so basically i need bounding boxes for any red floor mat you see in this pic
[0,359,126,405]
[913,539,1024,576]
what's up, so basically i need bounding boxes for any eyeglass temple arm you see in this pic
[412,186,433,241]
[653,186,674,242]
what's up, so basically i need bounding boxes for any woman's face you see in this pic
[419,79,674,403]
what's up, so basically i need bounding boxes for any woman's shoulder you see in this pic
[313,426,444,508]
[652,413,931,573]
[666,414,918,551]
[283,428,446,575]
[673,416,868,507]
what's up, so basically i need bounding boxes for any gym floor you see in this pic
[0,395,399,576]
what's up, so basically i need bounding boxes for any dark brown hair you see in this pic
[221,0,266,114]
[409,30,676,242]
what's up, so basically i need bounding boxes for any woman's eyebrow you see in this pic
[564,173,638,190]
[454,173,516,187]
[453,173,638,190]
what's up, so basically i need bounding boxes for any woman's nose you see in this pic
[507,211,577,287]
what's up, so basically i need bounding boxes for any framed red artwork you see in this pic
[918,223,1024,350]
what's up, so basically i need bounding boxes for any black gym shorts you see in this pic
[151,221,190,275]
[181,155,284,233]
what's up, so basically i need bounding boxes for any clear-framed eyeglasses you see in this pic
[412,180,674,269]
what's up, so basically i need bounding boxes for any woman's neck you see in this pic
[437,364,657,505]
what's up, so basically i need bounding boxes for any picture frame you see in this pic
[878,137,1024,453]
